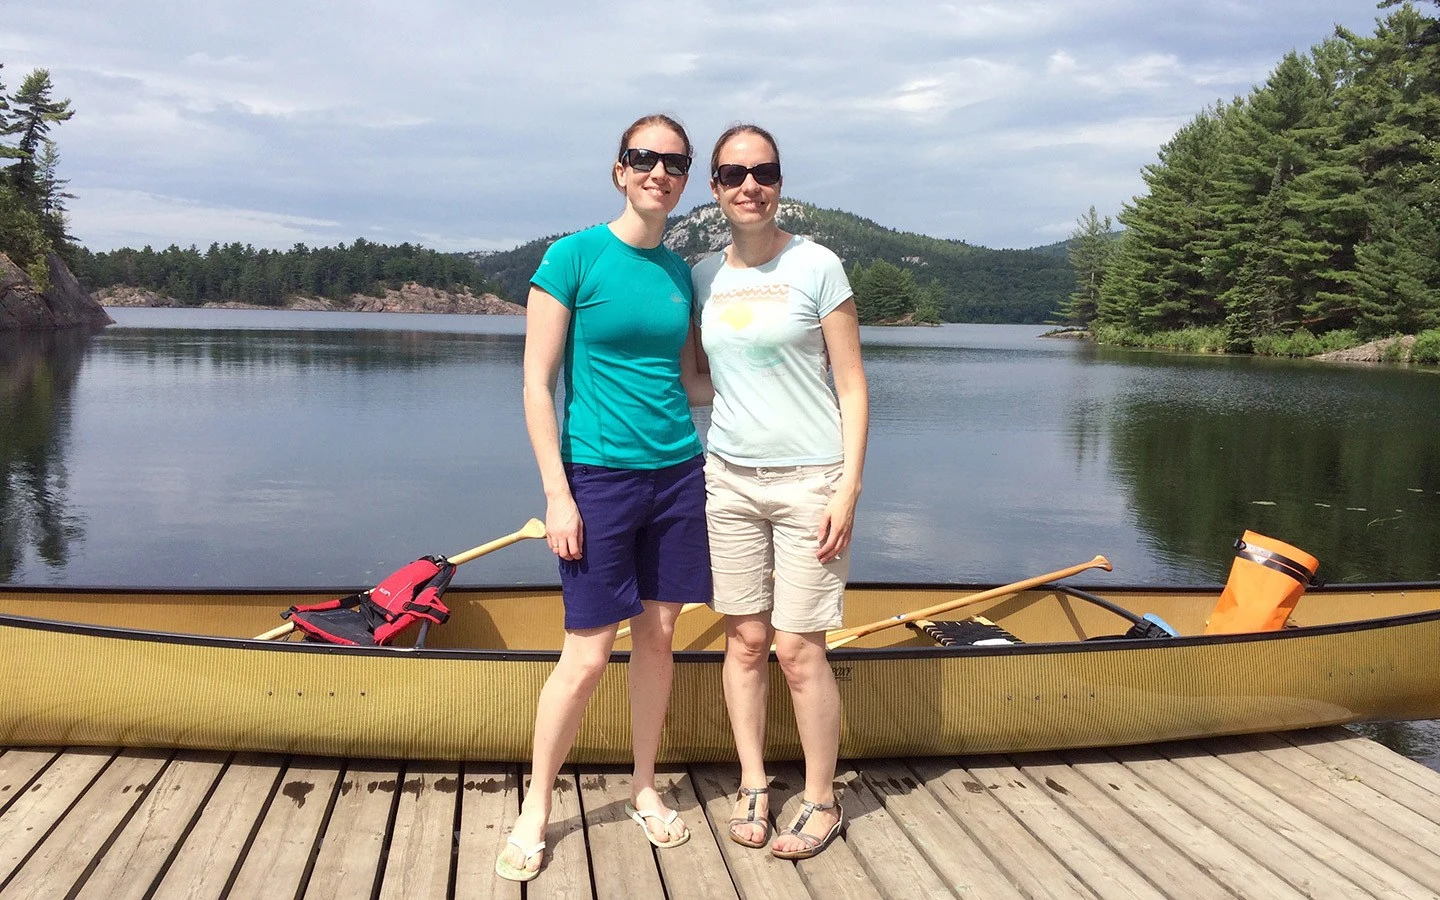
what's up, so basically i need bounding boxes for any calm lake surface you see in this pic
[3,308,1439,766]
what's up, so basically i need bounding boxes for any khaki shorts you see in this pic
[704,453,848,633]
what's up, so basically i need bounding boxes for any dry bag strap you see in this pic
[1234,539,1316,586]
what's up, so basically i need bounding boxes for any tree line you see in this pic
[71,239,501,306]
[0,64,74,288]
[1060,2,1440,352]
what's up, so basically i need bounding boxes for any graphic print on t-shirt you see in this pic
[708,283,791,369]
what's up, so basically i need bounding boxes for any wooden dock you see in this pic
[3,725,1440,898]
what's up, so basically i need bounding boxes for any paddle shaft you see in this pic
[825,555,1112,650]
[255,518,546,641]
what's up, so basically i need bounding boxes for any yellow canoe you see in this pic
[2,581,1438,762]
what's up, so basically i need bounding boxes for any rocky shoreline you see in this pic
[94,282,525,316]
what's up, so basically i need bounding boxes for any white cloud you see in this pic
[8,0,1394,251]
[75,189,342,251]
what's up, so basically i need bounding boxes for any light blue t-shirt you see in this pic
[531,224,701,469]
[692,236,852,466]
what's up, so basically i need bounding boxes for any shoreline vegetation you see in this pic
[94,282,524,316]
[1041,326,1440,366]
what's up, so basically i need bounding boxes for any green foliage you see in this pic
[1252,328,1322,357]
[1412,329,1440,364]
[852,258,915,323]
[1084,6,1440,351]
[0,181,51,288]
[1089,325,1227,352]
[72,239,502,306]
[1057,206,1116,325]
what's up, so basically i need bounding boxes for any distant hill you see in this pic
[462,200,1076,324]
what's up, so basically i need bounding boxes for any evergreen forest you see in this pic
[1060,2,1440,359]
[70,240,501,307]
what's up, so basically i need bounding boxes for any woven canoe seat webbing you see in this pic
[908,616,1023,647]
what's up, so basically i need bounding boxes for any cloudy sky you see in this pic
[6,1,1396,254]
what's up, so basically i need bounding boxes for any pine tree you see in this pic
[1096,105,1229,330]
[1058,206,1115,326]
[6,70,73,209]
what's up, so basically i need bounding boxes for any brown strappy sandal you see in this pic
[771,798,845,860]
[727,786,772,848]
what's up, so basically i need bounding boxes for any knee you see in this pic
[726,630,770,669]
[555,649,610,693]
[629,622,676,656]
[775,638,827,685]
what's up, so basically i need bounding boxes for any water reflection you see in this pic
[1097,350,1440,582]
[0,328,97,580]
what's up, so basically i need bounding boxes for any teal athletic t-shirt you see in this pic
[531,224,702,470]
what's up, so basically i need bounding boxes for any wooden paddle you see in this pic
[824,555,1112,650]
[253,518,547,641]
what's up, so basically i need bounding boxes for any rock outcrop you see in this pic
[0,252,114,330]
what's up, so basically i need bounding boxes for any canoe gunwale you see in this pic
[3,591,1440,661]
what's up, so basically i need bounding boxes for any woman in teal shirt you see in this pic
[496,114,711,883]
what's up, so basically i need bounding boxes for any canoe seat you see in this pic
[283,556,455,646]
[909,617,1022,647]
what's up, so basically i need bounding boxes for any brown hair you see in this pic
[612,114,693,189]
[709,123,781,182]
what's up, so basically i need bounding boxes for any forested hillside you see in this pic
[72,239,500,306]
[1061,1,1440,354]
[465,200,1076,324]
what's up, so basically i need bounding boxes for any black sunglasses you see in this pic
[712,162,782,187]
[620,148,692,176]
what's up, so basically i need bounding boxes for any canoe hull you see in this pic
[4,586,1439,761]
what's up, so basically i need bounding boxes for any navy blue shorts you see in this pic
[559,454,712,630]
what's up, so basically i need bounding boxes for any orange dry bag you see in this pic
[1204,531,1319,635]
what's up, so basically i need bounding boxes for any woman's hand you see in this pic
[816,484,859,563]
[546,492,584,560]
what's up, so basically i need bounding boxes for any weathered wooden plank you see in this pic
[578,767,668,897]
[151,752,286,900]
[855,760,1024,899]
[74,750,229,900]
[691,763,809,900]
[526,768,590,900]
[1166,742,1434,900]
[1281,729,1440,826]
[227,757,344,898]
[769,761,882,900]
[2,748,170,900]
[964,755,1166,900]
[378,761,462,900]
[453,763,521,900]
[0,746,115,888]
[1051,748,1306,900]
[912,757,1099,899]
[1107,745,1362,900]
[654,767,737,900]
[304,760,402,900]
[1319,727,1440,797]
[0,748,59,817]
[1013,752,1231,899]
[835,764,953,899]
[1215,734,1440,892]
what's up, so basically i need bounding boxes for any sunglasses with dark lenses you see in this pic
[713,162,782,187]
[620,148,693,176]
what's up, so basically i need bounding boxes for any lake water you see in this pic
[3,307,1439,766]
